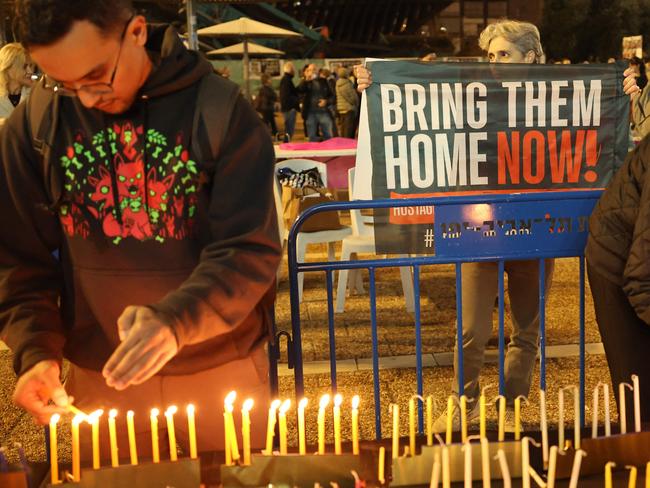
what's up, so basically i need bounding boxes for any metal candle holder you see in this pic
[220,452,362,488]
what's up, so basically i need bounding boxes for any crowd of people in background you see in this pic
[247,60,360,142]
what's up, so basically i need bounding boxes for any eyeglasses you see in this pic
[37,15,134,97]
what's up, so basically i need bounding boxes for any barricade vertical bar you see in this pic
[369,267,382,439]
[498,260,505,396]
[455,263,464,396]
[579,256,586,426]
[287,233,304,398]
[539,259,547,392]
[326,270,337,393]
[413,265,424,433]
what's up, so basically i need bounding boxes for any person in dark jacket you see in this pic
[279,61,299,140]
[297,63,334,142]
[255,73,278,136]
[587,117,650,432]
[0,0,281,459]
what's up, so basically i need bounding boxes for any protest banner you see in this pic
[354,60,629,253]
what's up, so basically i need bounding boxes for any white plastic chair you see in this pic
[274,159,352,302]
[335,167,415,313]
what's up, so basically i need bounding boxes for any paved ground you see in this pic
[0,245,617,465]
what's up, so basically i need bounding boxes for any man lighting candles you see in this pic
[0,0,281,463]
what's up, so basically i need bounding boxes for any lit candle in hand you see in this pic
[108,409,119,467]
[265,399,281,455]
[318,394,330,455]
[187,404,198,460]
[279,399,291,455]
[242,399,254,464]
[150,408,160,463]
[126,410,138,465]
[351,396,360,455]
[90,409,104,470]
[49,414,60,485]
[333,394,343,455]
[165,406,178,462]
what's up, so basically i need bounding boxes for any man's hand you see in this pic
[354,65,372,93]
[13,360,69,424]
[623,67,642,97]
[102,306,178,391]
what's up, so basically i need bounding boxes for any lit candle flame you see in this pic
[87,409,104,424]
[165,405,178,416]
[225,403,234,414]
[225,390,237,406]
[352,395,360,409]
[280,399,291,414]
[187,404,195,415]
[151,408,159,417]
[127,410,135,418]
[73,414,84,426]
[334,394,343,407]
[243,399,254,412]
[270,399,281,410]
[299,398,309,409]
[109,409,118,419]
[50,414,60,425]
[320,394,331,409]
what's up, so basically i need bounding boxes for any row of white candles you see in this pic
[377,376,642,485]
[224,392,362,467]
[48,404,197,485]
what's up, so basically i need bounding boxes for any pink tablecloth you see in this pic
[278,138,357,190]
[278,137,357,152]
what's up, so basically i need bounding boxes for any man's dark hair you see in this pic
[16,0,133,47]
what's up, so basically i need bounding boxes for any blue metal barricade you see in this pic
[274,190,601,439]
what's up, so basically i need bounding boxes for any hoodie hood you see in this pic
[141,24,213,99]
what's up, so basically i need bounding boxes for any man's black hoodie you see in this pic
[0,25,281,377]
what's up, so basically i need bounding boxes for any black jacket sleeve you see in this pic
[149,95,282,348]
[0,103,66,376]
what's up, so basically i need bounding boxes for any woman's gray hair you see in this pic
[478,20,544,63]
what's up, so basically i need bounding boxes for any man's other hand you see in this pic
[102,306,178,390]
[13,360,69,424]
[354,65,372,92]
[623,67,642,97]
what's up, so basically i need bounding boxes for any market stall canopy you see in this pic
[207,41,285,56]
[197,17,301,38]
[198,17,300,97]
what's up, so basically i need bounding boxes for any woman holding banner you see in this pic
[356,20,554,432]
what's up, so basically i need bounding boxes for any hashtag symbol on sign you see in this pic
[424,228,434,248]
